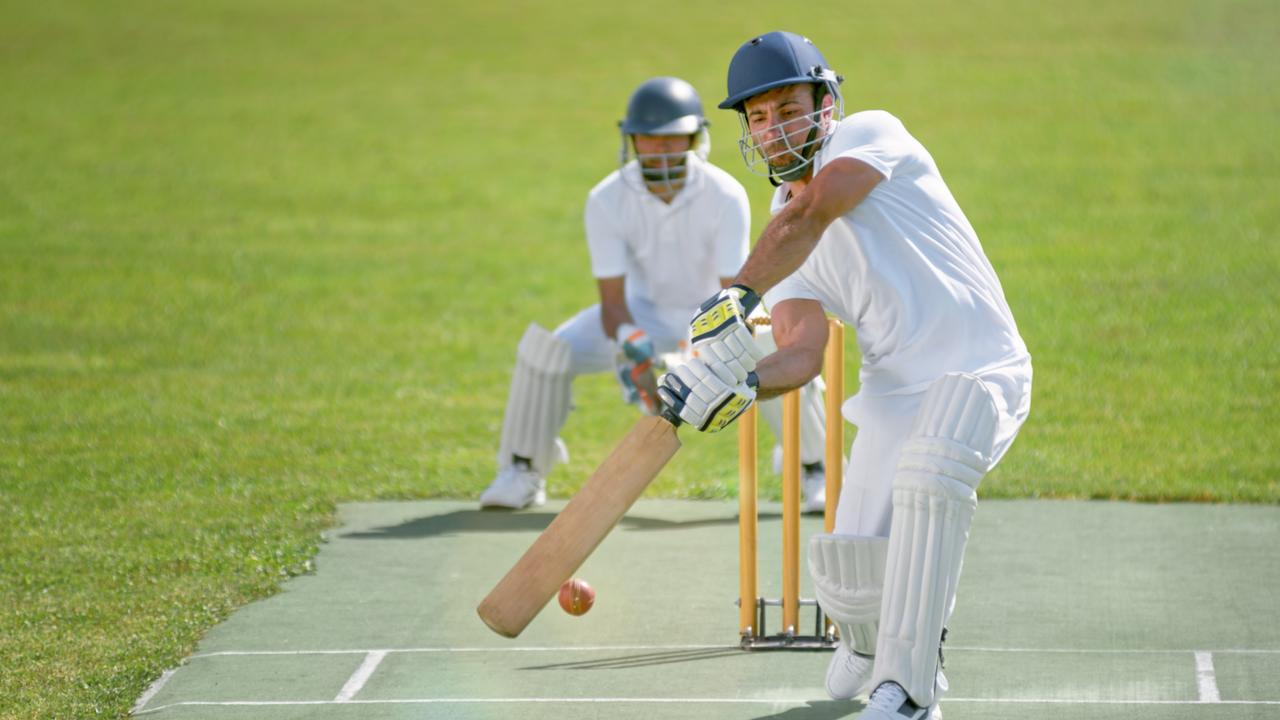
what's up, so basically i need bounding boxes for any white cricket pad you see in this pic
[873,372,998,707]
[497,323,572,473]
[808,534,887,655]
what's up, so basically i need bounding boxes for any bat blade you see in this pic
[477,415,681,638]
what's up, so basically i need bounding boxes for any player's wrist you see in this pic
[728,284,761,316]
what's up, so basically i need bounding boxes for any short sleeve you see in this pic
[715,182,751,278]
[584,189,627,278]
[825,111,915,182]
[763,270,820,311]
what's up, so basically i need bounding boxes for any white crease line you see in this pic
[132,696,1280,714]
[954,646,1280,655]
[334,650,386,702]
[948,699,1279,705]
[192,644,726,658]
[131,668,177,713]
[131,698,808,714]
[1195,651,1222,703]
[189,644,1280,658]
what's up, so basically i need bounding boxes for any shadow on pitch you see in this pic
[340,509,782,539]
[751,701,865,720]
[520,646,745,670]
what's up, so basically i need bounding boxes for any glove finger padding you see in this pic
[657,366,706,424]
[698,325,759,385]
[658,359,755,433]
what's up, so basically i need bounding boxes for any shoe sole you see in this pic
[479,492,545,510]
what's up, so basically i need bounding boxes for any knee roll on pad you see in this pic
[898,372,999,489]
[808,534,887,655]
[873,372,999,707]
[497,323,573,473]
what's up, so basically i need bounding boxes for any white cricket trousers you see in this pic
[552,304,687,376]
[833,360,1033,537]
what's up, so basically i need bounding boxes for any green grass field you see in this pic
[1,1,1277,717]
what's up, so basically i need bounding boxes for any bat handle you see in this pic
[660,405,683,428]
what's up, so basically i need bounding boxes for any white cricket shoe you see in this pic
[479,465,546,509]
[825,645,875,700]
[479,439,566,509]
[855,682,940,720]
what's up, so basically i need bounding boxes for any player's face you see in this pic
[632,134,694,201]
[632,134,693,170]
[743,85,825,171]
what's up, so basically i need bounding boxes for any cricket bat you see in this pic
[476,410,683,638]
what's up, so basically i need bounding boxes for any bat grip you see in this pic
[660,406,683,428]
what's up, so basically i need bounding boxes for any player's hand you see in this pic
[615,355,661,415]
[657,358,758,432]
[689,285,764,385]
[615,323,655,364]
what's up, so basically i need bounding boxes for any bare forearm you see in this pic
[596,276,633,340]
[754,344,823,400]
[735,158,883,295]
[734,197,825,295]
[599,302,634,340]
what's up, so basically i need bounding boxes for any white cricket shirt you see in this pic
[764,111,1030,398]
[585,157,750,339]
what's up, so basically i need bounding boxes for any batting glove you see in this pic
[689,285,764,386]
[615,323,655,364]
[615,355,661,415]
[658,358,758,432]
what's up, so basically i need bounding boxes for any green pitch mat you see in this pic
[132,500,1280,719]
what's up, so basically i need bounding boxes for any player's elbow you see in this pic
[780,345,825,389]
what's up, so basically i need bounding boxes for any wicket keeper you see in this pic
[481,76,830,511]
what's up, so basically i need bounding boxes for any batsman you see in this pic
[481,76,830,512]
[658,32,1033,719]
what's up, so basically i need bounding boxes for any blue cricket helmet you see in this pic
[620,77,708,135]
[617,77,711,201]
[718,31,842,111]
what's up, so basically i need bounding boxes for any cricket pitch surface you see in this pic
[133,499,1280,719]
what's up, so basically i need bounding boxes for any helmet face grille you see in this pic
[735,97,843,183]
[617,126,711,202]
[617,151,700,203]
